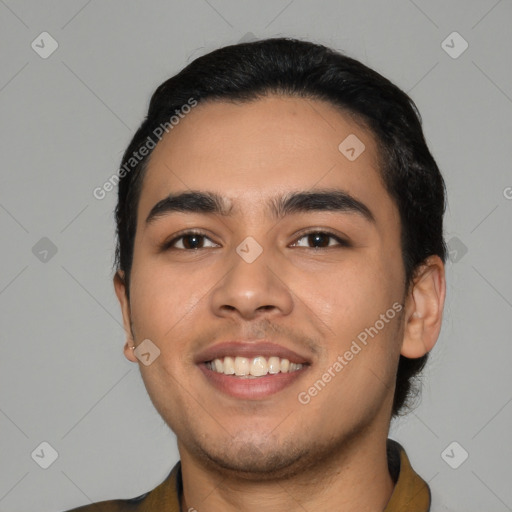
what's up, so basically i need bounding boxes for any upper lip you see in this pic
[195,341,312,365]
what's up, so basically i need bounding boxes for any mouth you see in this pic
[196,342,312,400]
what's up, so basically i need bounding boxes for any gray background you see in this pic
[0,0,511,511]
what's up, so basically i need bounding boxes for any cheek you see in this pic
[128,260,204,342]
[300,251,404,395]
[299,252,398,333]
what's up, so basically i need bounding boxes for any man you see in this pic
[69,37,447,511]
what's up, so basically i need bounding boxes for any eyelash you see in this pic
[160,229,350,251]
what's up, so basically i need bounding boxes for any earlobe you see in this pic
[113,270,138,363]
[401,255,446,359]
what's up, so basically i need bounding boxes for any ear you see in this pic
[401,255,446,358]
[113,270,138,362]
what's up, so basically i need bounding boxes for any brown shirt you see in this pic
[66,438,430,511]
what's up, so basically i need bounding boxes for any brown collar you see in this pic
[383,438,431,511]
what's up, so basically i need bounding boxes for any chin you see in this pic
[190,432,312,480]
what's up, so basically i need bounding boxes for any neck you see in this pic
[178,431,395,512]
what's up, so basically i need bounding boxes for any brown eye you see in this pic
[162,231,218,251]
[292,231,349,249]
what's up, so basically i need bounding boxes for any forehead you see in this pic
[136,95,397,227]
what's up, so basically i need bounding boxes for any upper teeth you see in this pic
[206,356,304,377]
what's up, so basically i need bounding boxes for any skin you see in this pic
[114,95,446,512]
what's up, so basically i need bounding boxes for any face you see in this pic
[116,95,408,478]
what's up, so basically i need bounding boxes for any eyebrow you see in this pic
[145,188,376,225]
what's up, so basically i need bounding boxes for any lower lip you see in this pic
[198,363,309,400]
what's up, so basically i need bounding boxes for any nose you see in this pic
[210,245,294,321]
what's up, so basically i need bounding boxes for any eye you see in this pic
[161,229,350,251]
[162,230,218,250]
[291,231,349,249]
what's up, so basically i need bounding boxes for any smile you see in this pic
[199,357,310,400]
[205,355,304,377]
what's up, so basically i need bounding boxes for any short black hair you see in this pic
[113,37,447,418]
